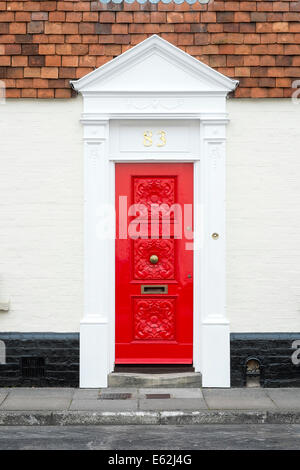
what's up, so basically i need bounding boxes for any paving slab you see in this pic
[72,389,100,400]
[139,388,203,399]
[139,398,207,411]
[265,388,300,409]
[203,388,276,410]
[0,390,8,406]
[69,399,138,411]
[5,388,75,398]
[0,397,72,411]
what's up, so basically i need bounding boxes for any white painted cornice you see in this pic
[80,112,230,123]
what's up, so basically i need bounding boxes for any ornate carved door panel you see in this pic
[115,163,193,364]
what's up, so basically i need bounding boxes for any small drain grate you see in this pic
[146,394,171,399]
[98,393,132,400]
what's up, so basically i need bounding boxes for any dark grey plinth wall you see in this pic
[0,332,299,387]
[231,333,300,387]
[0,333,79,387]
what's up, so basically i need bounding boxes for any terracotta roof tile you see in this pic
[1,0,299,97]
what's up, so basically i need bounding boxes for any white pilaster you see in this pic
[80,119,113,388]
[200,120,230,387]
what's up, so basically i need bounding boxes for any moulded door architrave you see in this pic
[73,35,234,387]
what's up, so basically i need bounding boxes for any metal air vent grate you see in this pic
[21,357,45,378]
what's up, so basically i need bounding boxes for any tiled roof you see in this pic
[1,1,299,98]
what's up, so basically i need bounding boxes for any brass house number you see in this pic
[143,130,167,148]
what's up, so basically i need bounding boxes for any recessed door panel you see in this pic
[115,163,193,364]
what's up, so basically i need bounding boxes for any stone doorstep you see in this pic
[108,372,202,388]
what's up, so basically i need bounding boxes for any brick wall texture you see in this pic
[1,0,300,98]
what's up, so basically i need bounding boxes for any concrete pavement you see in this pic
[0,387,300,425]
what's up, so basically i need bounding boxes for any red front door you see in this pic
[115,163,193,364]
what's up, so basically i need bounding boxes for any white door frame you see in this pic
[71,35,238,388]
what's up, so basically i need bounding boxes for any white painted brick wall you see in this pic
[227,99,300,332]
[0,98,300,333]
[0,98,83,331]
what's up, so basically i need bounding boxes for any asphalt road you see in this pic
[0,424,299,450]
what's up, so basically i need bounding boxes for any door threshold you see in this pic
[113,364,195,374]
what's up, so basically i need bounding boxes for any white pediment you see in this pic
[71,35,238,94]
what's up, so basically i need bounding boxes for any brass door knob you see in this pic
[149,254,159,265]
